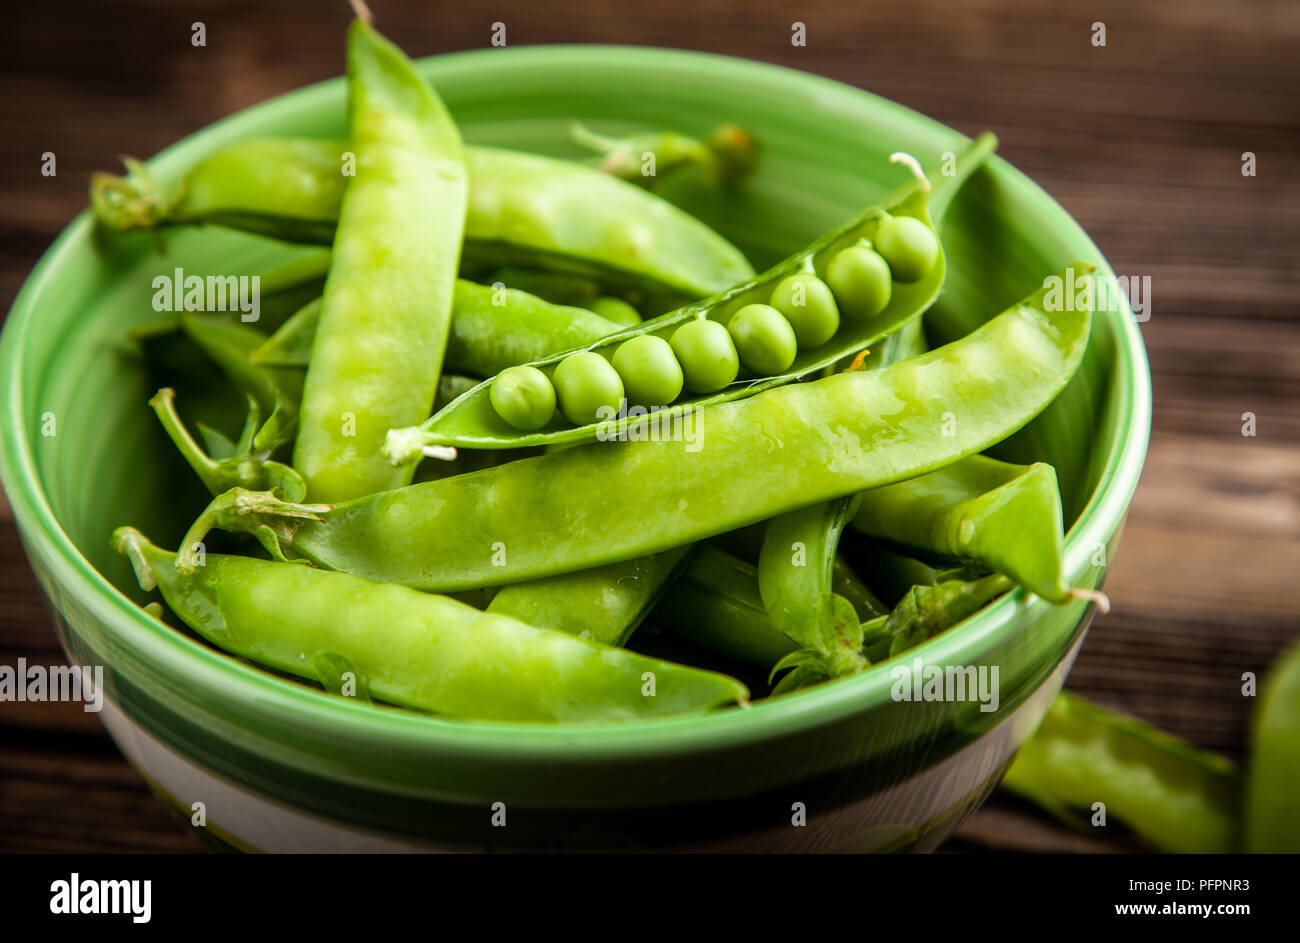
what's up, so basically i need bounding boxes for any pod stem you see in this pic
[149,388,224,493]
[1067,586,1111,615]
[90,157,172,231]
[348,0,373,26]
[112,526,157,591]
[179,488,330,572]
[889,151,931,193]
[384,425,457,466]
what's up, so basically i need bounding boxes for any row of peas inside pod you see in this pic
[488,181,941,431]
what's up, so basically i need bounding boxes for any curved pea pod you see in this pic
[757,497,861,649]
[188,261,1093,592]
[113,528,747,723]
[391,132,999,456]
[459,146,754,298]
[1001,692,1240,853]
[252,281,623,379]
[486,546,692,647]
[90,139,753,302]
[1245,638,1300,852]
[830,557,888,623]
[849,454,1107,609]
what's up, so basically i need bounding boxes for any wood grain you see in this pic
[2,0,1297,853]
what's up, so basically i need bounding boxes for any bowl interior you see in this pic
[0,46,1150,753]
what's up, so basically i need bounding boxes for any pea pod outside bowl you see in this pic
[0,46,1150,853]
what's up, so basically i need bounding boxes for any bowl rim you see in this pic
[0,43,1151,761]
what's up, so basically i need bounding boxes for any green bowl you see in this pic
[0,46,1150,852]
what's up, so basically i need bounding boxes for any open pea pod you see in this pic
[849,454,1107,608]
[186,260,1092,594]
[91,139,753,303]
[388,132,999,457]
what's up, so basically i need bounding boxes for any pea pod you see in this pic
[113,528,747,723]
[571,122,758,190]
[387,133,999,457]
[252,280,623,379]
[848,455,1107,608]
[656,548,1007,693]
[1245,638,1300,852]
[486,546,692,647]
[642,545,884,665]
[91,139,753,302]
[292,15,468,503]
[655,546,801,667]
[1001,692,1240,854]
[757,497,861,649]
[756,303,929,654]
[487,268,601,309]
[186,262,1093,593]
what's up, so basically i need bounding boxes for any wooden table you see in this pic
[2,0,1297,853]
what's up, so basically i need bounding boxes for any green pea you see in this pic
[490,365,556,431]
[553,351,625,426]
[727,303,797,375]
[612,335,684,407]
[768,273,840,348]
[589,296,643,328]
[669,319,740,394]
[826,245,892,319]
[874,215,939,282]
